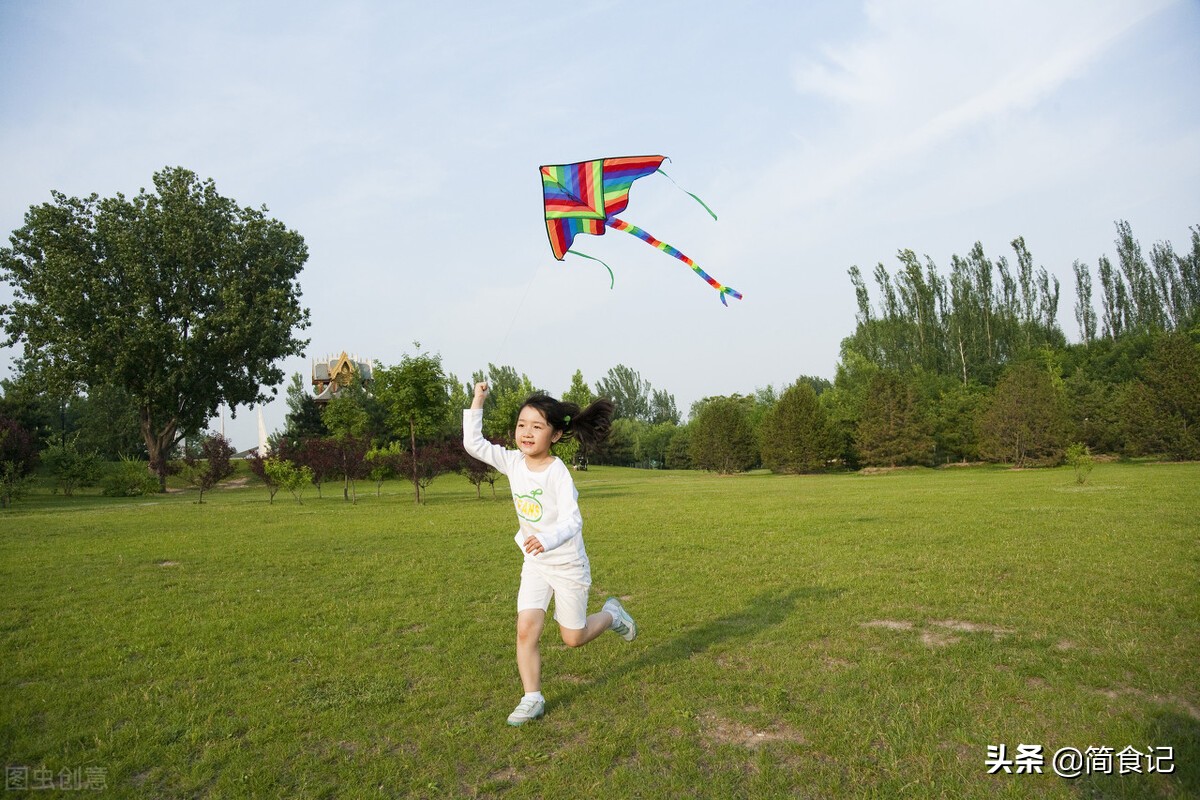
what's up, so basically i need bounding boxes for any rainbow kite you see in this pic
[540,155,742,305]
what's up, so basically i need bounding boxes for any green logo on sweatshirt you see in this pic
[513,488,543,522]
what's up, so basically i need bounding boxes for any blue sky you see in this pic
[2,0,1198,449]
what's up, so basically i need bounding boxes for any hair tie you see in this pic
[563,414,572,425]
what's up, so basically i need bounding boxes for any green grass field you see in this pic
[2,462,1197,798]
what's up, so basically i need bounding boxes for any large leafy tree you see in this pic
[0,167,310,489]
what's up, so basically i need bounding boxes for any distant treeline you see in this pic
[2,221,1197,502]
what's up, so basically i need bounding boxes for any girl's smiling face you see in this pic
[515,405,561,460]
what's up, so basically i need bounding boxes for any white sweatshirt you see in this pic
[462,409,588,567]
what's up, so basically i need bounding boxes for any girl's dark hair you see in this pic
[520,393,614,450]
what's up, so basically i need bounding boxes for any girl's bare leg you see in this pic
[516,609,545,692]
[557,610,614,648]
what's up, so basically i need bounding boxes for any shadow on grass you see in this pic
[1066,709,1198,798]
[551,586,841,713]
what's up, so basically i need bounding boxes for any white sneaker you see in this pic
[506,697,545,727]
[603,597,637,642]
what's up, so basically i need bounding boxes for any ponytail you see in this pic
[520,393,615,450]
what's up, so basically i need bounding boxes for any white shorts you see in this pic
[517,558,592,630]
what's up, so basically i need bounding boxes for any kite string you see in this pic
[495,261,541,364]
[656,168,718,221]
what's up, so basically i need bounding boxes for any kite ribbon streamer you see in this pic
[566,250,615,289]
[606,217,743,306]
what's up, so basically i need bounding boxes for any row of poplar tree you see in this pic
[613,220,1199,472]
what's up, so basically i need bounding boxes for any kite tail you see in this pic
[656,168,718,221]
[607,217,742,305]
[566,249,615,289]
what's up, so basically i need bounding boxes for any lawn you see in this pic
[2,462,1197,798]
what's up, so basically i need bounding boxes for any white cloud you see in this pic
[788,0,1177,204]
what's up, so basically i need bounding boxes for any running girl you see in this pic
[463,382,636,726]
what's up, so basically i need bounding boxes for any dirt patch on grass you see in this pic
[929,619,1014,636]
[156,560,179,567]
[821,656,853,669]
[1052,484,1126,493]
[858,466,926,475]
[715,653,755,671]
[921,630,960,648]
[862,618,1014,648]
[862,619,913,631]
[558,673,592,685]
[222,477,250,489]
[1096,687,1200,722]
[699,712,806,749]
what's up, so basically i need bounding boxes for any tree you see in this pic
[266,458,313,504]
[365,441,405,496]
[759,382,836,473]
[922,376,987,464]
[460,445,503,499]
[649,389,680,425]
[283,372,328,441]
[323,393,370,502]
[636,422,678,468]
[375,347,452,503]
[247,452,282,503]
[596,364,651,422]
[665,425,693,470]
[251,453,312,504]
[596,418,642,466]
[0,374,58,449]
[844,238,1065,385]
[1121,333,1200,460]
[0,167,310,490]
[405,440,459,504]
[855,371,934,468]
[71,382,146,460]
[563,370,594,408]
[179,433,236,504]
[1073,260,1098,346]
[291,437,339,499]
[823,347,880,468]
[0,416,39,508]
[978,361,1067,466]
[689,396,757,474]
[1063,370,1123,454]
[0,415,40,476]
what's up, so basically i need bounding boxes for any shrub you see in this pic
[263,458,312,504]
[1065,443,1095,485]
[102,457,161,497]
[0,460,34,508]
[43,437,103,496]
